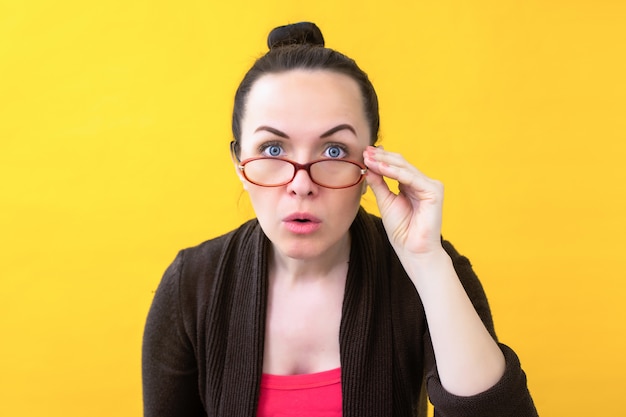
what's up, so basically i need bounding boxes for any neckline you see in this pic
[261,367,341,389]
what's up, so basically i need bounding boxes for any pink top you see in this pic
[257,367,342,417]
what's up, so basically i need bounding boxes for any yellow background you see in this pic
[1,1,625,415]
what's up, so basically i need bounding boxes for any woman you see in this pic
[142,22,538,417]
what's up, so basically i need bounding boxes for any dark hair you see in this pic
[231,22,380,157]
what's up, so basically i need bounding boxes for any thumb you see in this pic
[365,170,393,206]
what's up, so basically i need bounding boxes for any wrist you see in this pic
[401,246,456,289]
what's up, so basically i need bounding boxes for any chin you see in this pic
[280,242,325,260]
[261,222,351,262]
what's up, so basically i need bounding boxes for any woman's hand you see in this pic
[363,145,444,257]
[364,145,506,396]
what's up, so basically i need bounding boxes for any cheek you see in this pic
[336,189,364,217]
[246,188,277,212]
[331,186,365,210]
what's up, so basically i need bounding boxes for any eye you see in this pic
[259,142,284,157]
[324,144,347,159]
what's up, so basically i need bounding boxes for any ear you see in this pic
[230,140,248,190]
[233,164,248,190]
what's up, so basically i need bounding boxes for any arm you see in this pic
[425,242,538,416]
[142,253,206,417]
[365,146,538,415]
[364,145,504,396]
[407,247,506,395]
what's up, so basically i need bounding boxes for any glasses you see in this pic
[237,157,368,189]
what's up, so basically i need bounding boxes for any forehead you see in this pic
[241,70,368,136]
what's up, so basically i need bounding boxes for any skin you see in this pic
[236,69,505,396]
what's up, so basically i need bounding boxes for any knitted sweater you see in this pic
[142,209,538,416]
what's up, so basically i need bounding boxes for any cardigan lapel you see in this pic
[340,208,394,416]
[216,222,268,416]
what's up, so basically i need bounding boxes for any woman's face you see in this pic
[237,69,371,261]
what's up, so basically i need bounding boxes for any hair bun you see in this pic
[267,22,325,49]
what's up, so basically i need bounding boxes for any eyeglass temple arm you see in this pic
[230,141,242,164]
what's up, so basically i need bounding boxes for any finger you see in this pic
[365,146,442,197]
[365,169,394,204]
[365,146,419,178]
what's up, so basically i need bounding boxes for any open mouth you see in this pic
[283,213,321,225]
[283,214,322,234]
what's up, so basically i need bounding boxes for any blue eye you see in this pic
[325,145,346,159]
[261,143,283,157]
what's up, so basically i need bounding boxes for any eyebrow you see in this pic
[254,124,357,139]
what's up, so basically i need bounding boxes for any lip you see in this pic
[282,212,322,234]
[283,212,322,223]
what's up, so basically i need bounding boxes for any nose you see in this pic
[286,166,317,196]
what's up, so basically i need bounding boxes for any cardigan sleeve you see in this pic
[142,252,207,417]
[423,241,539,417]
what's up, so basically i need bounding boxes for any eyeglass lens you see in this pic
[243,159,364,188]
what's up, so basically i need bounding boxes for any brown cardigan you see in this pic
[142,208,538,416]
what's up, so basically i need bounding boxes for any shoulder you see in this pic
[156,218,261,318]
[356,209,477,280]
[175,218,261,290]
